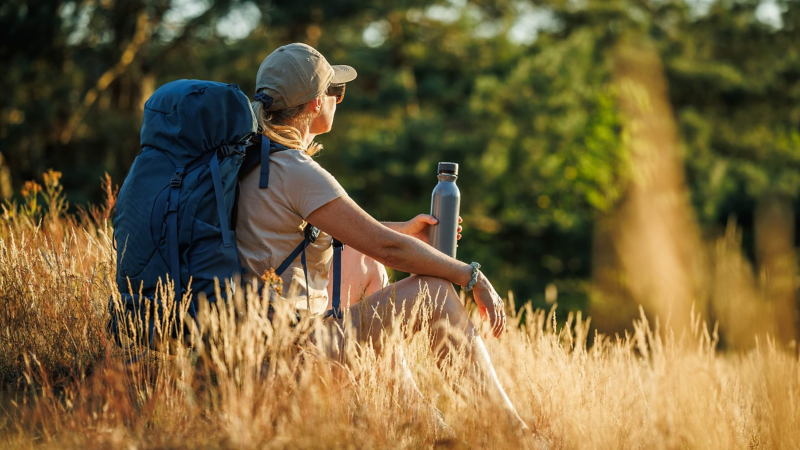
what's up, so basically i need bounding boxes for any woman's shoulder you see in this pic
[264,148,347,217]
[275,149,330,175]
[271,148,307,164]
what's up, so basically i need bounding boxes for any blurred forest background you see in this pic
[1,0,798,347]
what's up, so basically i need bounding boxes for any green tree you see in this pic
[1,0,798,331]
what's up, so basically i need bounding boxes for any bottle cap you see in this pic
[438,162,459,176]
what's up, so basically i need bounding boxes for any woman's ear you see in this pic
[307,97,322,114]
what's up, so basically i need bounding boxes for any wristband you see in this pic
[464,262,481,291]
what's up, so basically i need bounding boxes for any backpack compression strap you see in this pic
[125,163,186,364]
[168,165,185,311]
[210,152,232,248]
[167,147,241,329]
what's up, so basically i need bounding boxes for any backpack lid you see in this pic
[141,80,257,159]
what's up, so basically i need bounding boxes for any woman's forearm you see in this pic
[306,197,473,287]
[378,229,473,287]
[381,221,404,232]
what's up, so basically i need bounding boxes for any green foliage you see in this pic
[1,0,797,313]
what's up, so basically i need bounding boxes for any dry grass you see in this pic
[0,178,799,450]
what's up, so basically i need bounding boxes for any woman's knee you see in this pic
[413,275,450,296]
[404,275,473,343]
[409,276,462,314]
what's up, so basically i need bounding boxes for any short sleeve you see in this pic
[283,153,348,219]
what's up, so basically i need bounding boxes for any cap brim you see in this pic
[331,65,357,83]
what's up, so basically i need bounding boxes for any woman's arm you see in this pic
[306,196,473,287]
[308,196,508,337]
[380,221,404,232]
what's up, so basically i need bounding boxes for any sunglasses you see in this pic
[326,83,346,104]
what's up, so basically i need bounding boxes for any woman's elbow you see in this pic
[374,243,404,269]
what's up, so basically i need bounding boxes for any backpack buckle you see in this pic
[170,173,183,187]
[220,145,245,157]
[305,224,320,244]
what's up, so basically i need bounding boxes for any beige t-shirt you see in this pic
[236,149,347,315]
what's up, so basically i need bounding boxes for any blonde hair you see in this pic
[251,88,323,156]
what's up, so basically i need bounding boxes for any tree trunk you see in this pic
[755,194,798,344]
[594,33,708,336]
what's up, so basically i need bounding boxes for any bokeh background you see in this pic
[1,0,798,348]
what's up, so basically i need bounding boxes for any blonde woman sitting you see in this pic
[236,43,529,432]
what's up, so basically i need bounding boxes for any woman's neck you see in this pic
[295,122,316,149]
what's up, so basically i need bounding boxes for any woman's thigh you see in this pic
[318,275,471,357]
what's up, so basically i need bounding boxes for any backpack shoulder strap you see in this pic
[274,224,344,320]
[275,224,319,276]
[328,238,345,319]
[239,134,290,189]
[232,135,290,232]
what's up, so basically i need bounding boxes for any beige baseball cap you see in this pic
[255,43,357,111]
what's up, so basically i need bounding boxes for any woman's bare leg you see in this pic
[326,245,388,309]
[323,274,527,429]
[325,248,426,402]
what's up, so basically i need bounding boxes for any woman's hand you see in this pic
[472,271,506,338]
[398,214,462,244]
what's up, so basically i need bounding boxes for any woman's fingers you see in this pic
[482,301,505,338]
[480,306,499,339]
[418,214,438,224]
[493,303,504,337]
[491,291,505,337]
[473,273,505,337]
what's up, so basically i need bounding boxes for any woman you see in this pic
[235,43,528,430]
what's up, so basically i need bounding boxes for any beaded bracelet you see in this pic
[464,262,481,291]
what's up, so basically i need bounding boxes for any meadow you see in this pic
[0,175,798,450]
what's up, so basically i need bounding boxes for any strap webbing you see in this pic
[209,152,232,248]
[185,150,216,175]
[273,225,331,315]
[300,240,310,309]
[275,239,308,276]
[330,239,344,319]
[168,166,184,306]
[239,135,289,187]
[259,136,271,188]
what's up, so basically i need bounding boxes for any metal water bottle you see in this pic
[429,162,461,258]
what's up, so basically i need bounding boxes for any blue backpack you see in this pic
[109,79,344,354]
